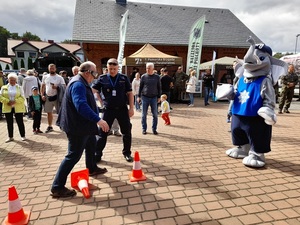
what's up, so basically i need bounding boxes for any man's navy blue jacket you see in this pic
[56,75,100,136]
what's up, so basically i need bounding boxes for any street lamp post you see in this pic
[295,34,300,54]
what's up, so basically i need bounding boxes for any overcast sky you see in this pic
[1,0,299,54]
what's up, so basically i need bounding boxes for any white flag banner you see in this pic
[117,10,129,73]
[211,50,216,76]
[186,15,206,79]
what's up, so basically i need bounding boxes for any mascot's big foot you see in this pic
[242,150,266,168]
[226,144,250,159]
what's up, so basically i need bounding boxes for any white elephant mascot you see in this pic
[217,36,288,168]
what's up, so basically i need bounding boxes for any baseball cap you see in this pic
[255,44,272,56]
[31,86,38,91]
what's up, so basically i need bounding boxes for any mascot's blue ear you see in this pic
[255,44,272,56]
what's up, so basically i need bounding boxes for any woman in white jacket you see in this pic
[186,70,197,107]
[131,72,141,111]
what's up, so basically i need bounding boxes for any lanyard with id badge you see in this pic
[108,74,119,97]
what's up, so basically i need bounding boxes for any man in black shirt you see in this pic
[130,67,139,83]
[160,68,173,107]
[203,69,214,106]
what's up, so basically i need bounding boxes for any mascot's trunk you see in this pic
[244,37,257,64]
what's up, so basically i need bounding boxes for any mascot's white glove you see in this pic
[257,107,277,125]
[215,83,234,100]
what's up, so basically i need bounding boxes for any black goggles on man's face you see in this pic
[81,70,98,78]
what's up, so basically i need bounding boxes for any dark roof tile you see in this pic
[73,0,261,47]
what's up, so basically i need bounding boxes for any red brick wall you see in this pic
[83,43,247,77]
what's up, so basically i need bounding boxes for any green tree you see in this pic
[61,39,74,44]
[10,33,20,40]
[0,26,10,57]
[0,64,2,70]
[13,60,18,70]
[28,57,33,69]
[22,31,41,41]
[5,64,10,70]
[273,53,284,59]
[20,59,25,68]
[273,52,294,59]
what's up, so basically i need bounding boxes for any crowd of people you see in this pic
[0,59,298,197]
[0,65,81,141]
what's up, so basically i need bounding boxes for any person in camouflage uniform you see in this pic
[278,64,298,114]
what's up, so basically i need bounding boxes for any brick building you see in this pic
[73,0,261,80]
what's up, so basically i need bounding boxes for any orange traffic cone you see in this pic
[129,151,146,182]
[3,185,31,225]
[71,169,90,199]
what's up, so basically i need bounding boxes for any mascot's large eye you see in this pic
[259,56,265,61]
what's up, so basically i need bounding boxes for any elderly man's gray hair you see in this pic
[146,62,154,68]
[79,61,96,73]
[72,66,80,73]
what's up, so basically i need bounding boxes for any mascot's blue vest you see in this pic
[232,76,265,116]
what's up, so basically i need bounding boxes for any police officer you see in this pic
[92,58,134,162]
[278,64,298,114]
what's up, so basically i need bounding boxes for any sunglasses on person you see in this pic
[81,70,98,78]
[89,70,98,78]
[108,62,118,66]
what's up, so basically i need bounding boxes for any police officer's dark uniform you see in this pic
[92,72,133,162]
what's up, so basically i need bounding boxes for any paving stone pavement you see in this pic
[0,97,300,225]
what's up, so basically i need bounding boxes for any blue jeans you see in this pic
[204,87,211,105]
[228,100,234,117]
[188,93,194,105]
[141,96,158,132]
[134,95,140,110]
[52,134,97,190]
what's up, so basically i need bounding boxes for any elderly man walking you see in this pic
[51,61,109,198]
[138,62,161,135]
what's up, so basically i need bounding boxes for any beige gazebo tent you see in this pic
[123,43,182,66]
[199,56,236,70]
[199,56,237,95]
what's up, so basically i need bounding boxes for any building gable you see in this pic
[41,43,70,53]
[6,40,82,70]
[73,0,261,47]
[12,42,39,52]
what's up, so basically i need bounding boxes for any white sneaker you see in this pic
[188,104,194,107]
[21,137,26,141]
[5,138,14,143]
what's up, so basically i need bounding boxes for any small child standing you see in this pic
[28,86,43,134]
[160,94,171,125]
